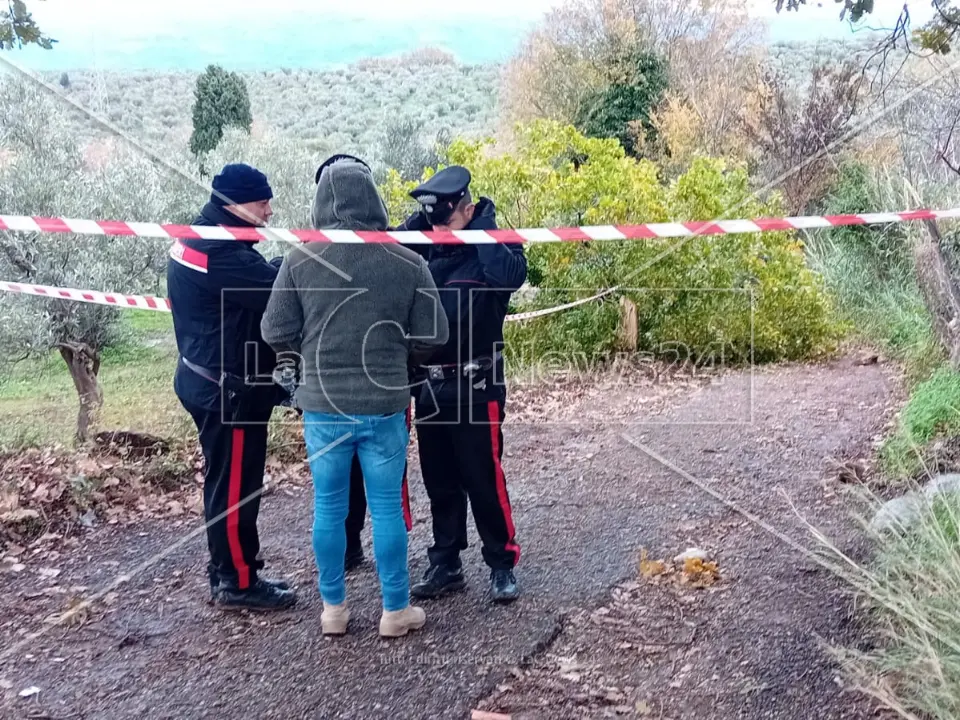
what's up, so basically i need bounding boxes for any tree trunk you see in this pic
[912,218,960,370]
[57,342,103,445]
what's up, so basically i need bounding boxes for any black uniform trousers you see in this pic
[183,386,275,592]
[415,396,520,571]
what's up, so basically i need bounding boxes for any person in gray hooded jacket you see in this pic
[260,157,448,638]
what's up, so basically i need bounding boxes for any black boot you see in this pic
[411,563,467,599]
[490,569,519,603]
[215,578,298,612]
[209,573,291,601]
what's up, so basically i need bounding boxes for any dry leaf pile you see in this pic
[639,548,721,589]
[0,435,201,550]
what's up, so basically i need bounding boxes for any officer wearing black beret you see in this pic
[398,165,527,603]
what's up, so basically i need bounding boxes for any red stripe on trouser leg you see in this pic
[487,401,520,566]
[401,404,413,532]
[228,429,251,590]
[402,468,413,532]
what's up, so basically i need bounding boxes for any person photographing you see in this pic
[398,166,527,603]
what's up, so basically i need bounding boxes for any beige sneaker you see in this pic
[379,605,426,638]
[321,602,350,635]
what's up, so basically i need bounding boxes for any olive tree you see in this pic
[0,78,199,443]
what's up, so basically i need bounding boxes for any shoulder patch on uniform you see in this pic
[170,240,208,274]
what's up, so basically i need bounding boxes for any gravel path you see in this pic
[0,355,900,720]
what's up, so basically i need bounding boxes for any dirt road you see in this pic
[0,356,899,719]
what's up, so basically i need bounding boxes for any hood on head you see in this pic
[312,159,389,231]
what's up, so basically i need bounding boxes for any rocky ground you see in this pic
[0,354,902,720]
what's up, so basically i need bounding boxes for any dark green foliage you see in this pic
[189,65,253,158]
[573,47,669,158]
[821,162,909,278]
[775,0,874,22]
[0,0,55,50]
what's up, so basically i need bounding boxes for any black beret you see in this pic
[315,154,371,184]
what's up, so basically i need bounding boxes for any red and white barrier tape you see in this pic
[0,281,169,311]
[5,206,958,322]
[0,279,611,323]
[2,208,959,244]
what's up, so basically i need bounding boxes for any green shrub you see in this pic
[808,161,941,383]
[385,121,841,367]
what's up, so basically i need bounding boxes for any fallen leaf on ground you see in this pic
[635,701,652,716]
[471,712,511,720]
[680,558,721,588]
[0,489,18,513]
[639,549,667,578]
[1,509,39,523]
[18,686,40,698]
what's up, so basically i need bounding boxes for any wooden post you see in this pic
[618,296,638,352]
[906,181,960,370]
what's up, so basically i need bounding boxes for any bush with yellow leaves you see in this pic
[381,119,841,369]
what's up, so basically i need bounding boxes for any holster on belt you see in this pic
[414,352,500,383]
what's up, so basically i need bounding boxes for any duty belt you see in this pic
[419,351,503,381]
[180,356,221,384]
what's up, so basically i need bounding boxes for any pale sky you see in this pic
[28,0,935,32]
[18,0,938,66]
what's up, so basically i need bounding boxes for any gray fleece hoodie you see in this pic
[260,159,449,416]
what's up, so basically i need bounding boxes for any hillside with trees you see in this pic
[4,0,960,717]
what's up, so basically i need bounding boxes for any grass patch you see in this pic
[806,226,943,386]
[125,309,173,335]
[880,367,960,480]
[833,493,960,719]
[0,340,189,448]
[0,312,304,456]
[0,311,187,447]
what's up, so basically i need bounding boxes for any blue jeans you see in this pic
[303,410,410,611]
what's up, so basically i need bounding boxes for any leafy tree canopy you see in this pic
[189,64,253,158]
[777,0,960,54]
[0,0,56,50]
[573,46,670,158]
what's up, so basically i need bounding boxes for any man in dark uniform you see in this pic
[168,163,296,612]
[397,166,527,603]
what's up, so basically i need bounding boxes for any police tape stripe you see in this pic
[1,208,958,244]
[504,289,619,322]
[0,281,170,311]
[0,279,614,322]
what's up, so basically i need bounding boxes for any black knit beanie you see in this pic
[211,163,274,207]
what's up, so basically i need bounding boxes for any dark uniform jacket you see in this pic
[167,202,283,414]
[397,198,527,407]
